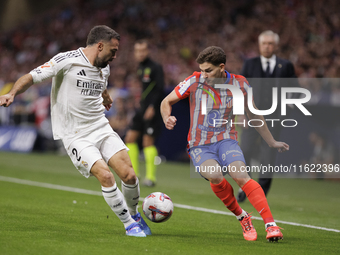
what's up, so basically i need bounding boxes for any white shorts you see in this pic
[63,124,128,178]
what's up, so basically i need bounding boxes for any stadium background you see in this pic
[0,0,339,169]
[0,1,340,254]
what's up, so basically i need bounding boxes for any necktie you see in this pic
[265,61,271,77]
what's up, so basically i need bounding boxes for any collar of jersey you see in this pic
[224,70,231,84]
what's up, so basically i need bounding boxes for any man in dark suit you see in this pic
[237,30,296,202]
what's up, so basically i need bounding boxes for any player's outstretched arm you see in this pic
[245,100,289,153]
[160,90,181,130]
[0,74,34,107]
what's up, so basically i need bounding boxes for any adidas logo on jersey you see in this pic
[77,70,86,76]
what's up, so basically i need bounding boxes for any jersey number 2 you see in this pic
[72,148,81,161]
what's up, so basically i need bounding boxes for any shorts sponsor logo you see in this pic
[195,155,201,163]
[225,150,242,155]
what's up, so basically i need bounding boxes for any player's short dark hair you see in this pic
[135,39,149,48]
[196,46,226,66]
[86,25,120,46]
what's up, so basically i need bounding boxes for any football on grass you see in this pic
[142,192,173,223]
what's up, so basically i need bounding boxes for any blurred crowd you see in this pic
[0,0,340,147]
[2,0,340,86]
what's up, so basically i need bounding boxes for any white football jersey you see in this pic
[30,48,110,141]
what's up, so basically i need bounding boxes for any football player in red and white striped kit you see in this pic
[161,46,288,242]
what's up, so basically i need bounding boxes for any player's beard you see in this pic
[94,57,109,68]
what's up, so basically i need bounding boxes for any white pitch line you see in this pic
[0,176,102,196]
[0,175,339,233]
[172,203,340,233]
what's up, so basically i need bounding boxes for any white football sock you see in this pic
[102,184,135,228]
[236,209,248,220]
[265,222,277,229]
[121,178,140,216]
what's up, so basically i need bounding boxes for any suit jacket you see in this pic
[240,56,297,115]
[241,56,296,79]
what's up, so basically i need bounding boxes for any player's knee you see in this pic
[96,169,115,186]
[120,170,137,185]
[101,169,114,180]
[234,177,251,188]
[209,177,224,185]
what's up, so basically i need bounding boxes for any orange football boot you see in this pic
[239,213,257,241]
[266,226,283,242]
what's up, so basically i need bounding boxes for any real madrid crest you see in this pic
[82,161,89,168]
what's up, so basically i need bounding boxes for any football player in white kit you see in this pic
[0,25,151,237]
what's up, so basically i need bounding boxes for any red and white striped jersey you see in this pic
[174,71,251,148]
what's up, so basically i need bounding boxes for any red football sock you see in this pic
[210,179,243,216]
[242,179,274,224]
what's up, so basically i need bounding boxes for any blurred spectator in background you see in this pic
[1,0,340,97]
[107,95,135,139]
[125,40,165,187]
[0,82,14,125]
[237,30,297,202]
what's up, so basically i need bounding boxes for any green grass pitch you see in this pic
[0,151,339,255]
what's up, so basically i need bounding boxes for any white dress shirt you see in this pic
[260,54,276,74]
